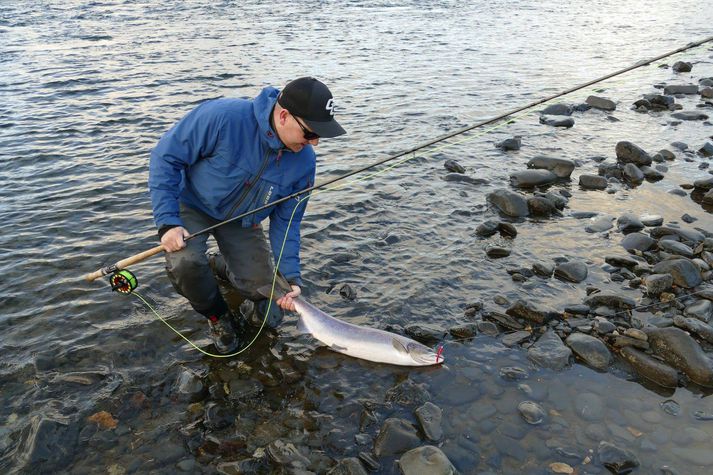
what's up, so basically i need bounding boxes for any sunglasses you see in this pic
[293,115,320,140]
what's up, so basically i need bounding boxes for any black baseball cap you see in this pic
[277,77,346,138]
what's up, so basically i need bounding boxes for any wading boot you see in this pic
[207,312,239,354]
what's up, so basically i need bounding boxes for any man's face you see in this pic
[282,112,320,153]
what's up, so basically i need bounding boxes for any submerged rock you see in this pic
[443,159,465,174]
[373,418,420,457]
[398,445,458,475]
[328,458,368,475]
[540,115,575,127]
[266,439,310,467]
[597,441,640,474]
[506,300,556,324]
[645,327,713,387]
[541,103,573,116]
[517,401,545,425]
[528,331,572,371]
[496,137,521,151]
[12,414,79,473]
[671,111,709,121]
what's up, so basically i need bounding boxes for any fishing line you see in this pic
[118,35,713,358]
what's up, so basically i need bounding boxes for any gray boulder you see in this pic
[527,196,560,217]
[615,141,652,166]
[528,330,572,371]
[510,169,558,188]
[579,174,608,190]
[527,156,575,178]
[658,239,694,258]
[621,232,656,252]
[586,95,616,111]
[565,333,611,370]
[487,189,529,217]
[663,84,699,95]
[653,258,703,288]
[554,261,588,282]
[444,159,465,174]
[684,300,712,323]
[398,446,458,475]
[622,163,644,184]
[645,327,713,387]
[539,115,575,127]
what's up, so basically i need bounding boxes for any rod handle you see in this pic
[84,245,165,282]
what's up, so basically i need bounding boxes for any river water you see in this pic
[2,1,713,474]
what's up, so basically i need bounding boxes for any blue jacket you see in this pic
[148,87,315,285]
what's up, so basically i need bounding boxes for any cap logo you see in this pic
[325,98,335,116]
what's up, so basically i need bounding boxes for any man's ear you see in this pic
[278,108,289,126]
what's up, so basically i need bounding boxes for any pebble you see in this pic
[528,331,572,371]
[518,401,546,424]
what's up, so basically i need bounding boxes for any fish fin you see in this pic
[256,284,286,301]
[296,316,310,334]
[275,272,293,292]
[330,343,348,352]
[392,338,409,355]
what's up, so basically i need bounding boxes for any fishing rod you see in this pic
[84,34,713,288]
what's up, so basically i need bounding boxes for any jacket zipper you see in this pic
[226,148,273,219]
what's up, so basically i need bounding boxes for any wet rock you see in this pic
[640,165,664,181]
[485,245,510,258]
[477,321,499,336]
[484,311,525,331]
[575,392,604,421]
[449,323,478,339]
[694,176,713,191]
[496,137,521,151]
[645,274,674,295]
[672,61,692,72]
[217,459,263,474]
[586,95,616,111]
[673,315,713,343]
[532,262,554,277]
[398,445,457,475]
[615,141,652,166]
[672,111,709,121]
[266,439,310,467]
[404,324,445,345]
[565,333,611,370]
[597,441,640,474]
[176,369,206,403]
[586,215,615,233]
[702,87,713,99]
[328,458,368,475]
[611,335,650,350]
[584,293,636,310]
[645,94,677,111]
[527,196,560,216]
[499,366,529,380]
[645,327,713,387]
[373,418,420,457]
[506,300,556,324]
[502,330,532,347]
[541,103,572,115]
[475,220,499,237]
[528,331,572,371]
[579,174,608,190]
[681,213,697,224]
[640,214,664,227]
[510,169,558,188]
[650,226,705,244]
[527,156,575,178]
[228,379,263,401]
[605,255,640,270]
[684,299,712,322]
[658,239,694,258]
[540,115,574,127]
[517,401,545,425]
[617,214,644,233]
[699,141,713,157]
[443,174,488,185]
[554,261,588,283]
[620,346,679,388]
[594,318,616,335]
[670,448,713,466]
[664,85,699,95]
[653,259,703,288]
[487,189,529,217]
[497,222,518,238]
[622,163,644,184]
[443,159,465,174]
[415,402,443,442]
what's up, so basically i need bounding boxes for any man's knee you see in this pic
[166,248,209,283]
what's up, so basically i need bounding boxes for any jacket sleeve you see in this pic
[269,166,315,286]
[148,102,226,228]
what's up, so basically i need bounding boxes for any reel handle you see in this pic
[84,245,165,282]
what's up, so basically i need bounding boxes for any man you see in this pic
[148,77,346,353]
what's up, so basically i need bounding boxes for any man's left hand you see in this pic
[276,285,301,312]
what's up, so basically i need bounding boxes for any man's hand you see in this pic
[276,285,301,312]
[161,226,190,252]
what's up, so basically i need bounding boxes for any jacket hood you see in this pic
[253,86,285,151]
